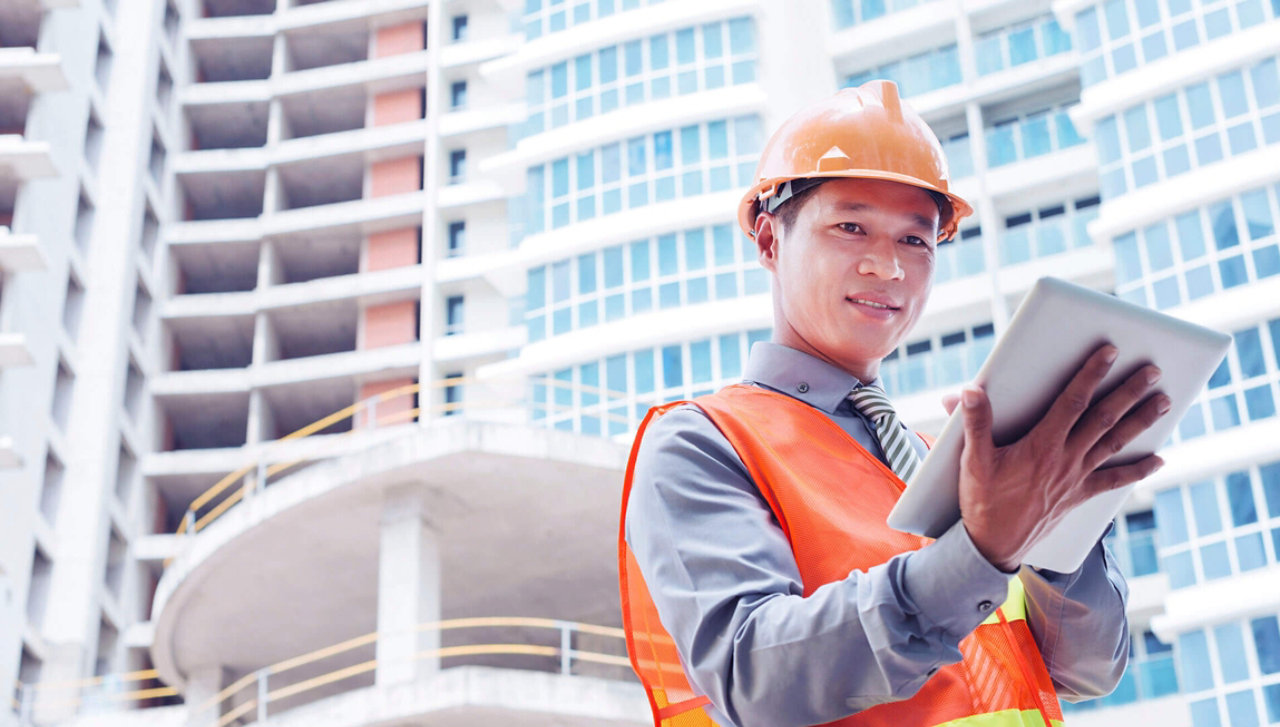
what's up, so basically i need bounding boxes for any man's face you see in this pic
[756,177,940,382]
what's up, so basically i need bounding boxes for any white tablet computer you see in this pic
[886,276,1231,573]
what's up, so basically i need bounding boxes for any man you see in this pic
[619,81,1170,727]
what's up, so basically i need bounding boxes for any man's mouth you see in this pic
[847,297,899,311]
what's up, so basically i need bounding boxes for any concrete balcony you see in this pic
[165,190,428,246]
[438,102,524,139]
[432,326,524,364]
[165,265,424,321]
[183,50,431,108]
[826,0,956,69]
[0,134,56,180]
[152,341,422,397]
[176,119,429,174]
[436,178,504,210]
[0,227,45,271]
[0,332,34,367]
[0,435,20,468]
[149,420,643,724]
[0,47,69,93]
[985,142,1098,205]
[439,32,522,69]
[279,0,431,33]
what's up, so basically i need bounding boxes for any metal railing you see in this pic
[171,375,634,542]
[13,619,630,725]
[13,669,178,723]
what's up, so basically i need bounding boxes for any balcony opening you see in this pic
[172,241,259,294]
[140,204,159,258]
[157,58,174,113]
[25,547,51,629]
[116,440,137,504]
[274,229,360,283]
[179,170,266,220]
[94,617,118,677]
[124,357,145,422]
[187,102,268,150]
[267,301,357,361]
[166,316,255,371]
[95,30,114,94]
[52,359,74,433]
[278,154,364,210]
[0,78,31,135]
[133,282,153,340]
[40,450,63,525]
[200,0,275,18]
[62,272,85,341]
[281,86,367,139]
[85,109,105,170]
[104,529,127,601]
[0,3,41,47]
[149,132,167,183]
[75,189,95,251]
[262,379,355,443]
[191,36,273,82]
[160,392,250,450]
[285,24,368,72]
[164,0,180,46]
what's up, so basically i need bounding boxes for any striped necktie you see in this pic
[847,384,922,484]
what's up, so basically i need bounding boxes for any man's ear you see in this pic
[755,212,780,273]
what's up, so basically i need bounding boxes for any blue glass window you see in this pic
[1103,0,1130,39]
[1155,488,1189,544]
[729,18,754,53]
[1096,116,1122,164]
[1227,691,1260,727]
[1187,83,1215,129]
[1153,94,1182,141]
[1242,189,1275,240]
[1124,106,1151,152]
[1227,471,1258,525]
[1179,631,1214,691]
[1216,622,1251,683]
[1237,328,1267,378]
[662,345,682,388]
[1076,8,1101,51]
[658,234,678,276]
[1212,202,1240,249]
[1255,617,1280,674]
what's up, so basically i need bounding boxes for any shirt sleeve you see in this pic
[1020,530,1131,702]
[624,405,1013,727]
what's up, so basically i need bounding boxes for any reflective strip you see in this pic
[934,707,1063,727]
[981,577,1027,626]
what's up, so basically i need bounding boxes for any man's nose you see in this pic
[856,239,904,280]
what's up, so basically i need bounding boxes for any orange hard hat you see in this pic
[738,80,973,241]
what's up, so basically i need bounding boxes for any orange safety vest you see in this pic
[619,385,1064,727]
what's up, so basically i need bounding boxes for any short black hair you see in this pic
[772,182,951,237]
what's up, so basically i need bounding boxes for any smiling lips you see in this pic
[847,295,900,312]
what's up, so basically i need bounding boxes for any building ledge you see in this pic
[0,436,20,469]
[0,228,46,271]
[0,332,34,367]
[0,134,56,179]
[0,47,69,92]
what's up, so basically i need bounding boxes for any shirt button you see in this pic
[927,666,940,677]
[977,600,994,613]
[797,382,810,393]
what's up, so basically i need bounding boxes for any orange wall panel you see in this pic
[374,22,424,58]
[373,88,423,126]
[370,156,422,197]
[365,228,419,271]
[362,300,418,349]
[357,377,417,427]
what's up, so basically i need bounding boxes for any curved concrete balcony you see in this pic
[176,119,429,175]
[439,33,522,70]
[436,178,504,210]
[166,191,427,246]
[164,265,424,321]
[186,0,430,41]
[149,420,641,724]
[826,0,956,68]
[984,142,1097,203]
[481,0,759,78]
[439,102,524,139]
[0,47,69,93]
[481,84,767,190]
[432,326,525,364]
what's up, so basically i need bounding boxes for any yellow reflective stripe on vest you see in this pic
[935,707,1063,727]
[981,576,1027,626]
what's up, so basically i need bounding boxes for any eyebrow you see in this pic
[833,201,937,233]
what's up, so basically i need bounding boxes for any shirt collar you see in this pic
[742,342,884,414]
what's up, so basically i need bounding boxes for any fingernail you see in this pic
[1146,367,1162,385]
[1157,396,1172,414]
[1103,347,1118,364]
[962,388,981,408]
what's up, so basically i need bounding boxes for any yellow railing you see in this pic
[15,618,631,724]
[170,374,641,542]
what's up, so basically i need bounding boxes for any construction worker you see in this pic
[619,80,1170,727]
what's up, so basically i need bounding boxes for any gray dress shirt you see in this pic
[625,342,1130,727]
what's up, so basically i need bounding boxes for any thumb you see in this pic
[941,392,960,416]
[959,385,995,464]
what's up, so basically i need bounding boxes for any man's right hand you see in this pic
[954,344,1170,572]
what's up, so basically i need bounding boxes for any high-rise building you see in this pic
[2,0,1278,726]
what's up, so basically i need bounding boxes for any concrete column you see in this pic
[375,488,440,686]
[183,665,229,727]
[962,99,1009,332]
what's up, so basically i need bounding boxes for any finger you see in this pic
[1039,344,1119,440]
[959,385,995,465]
[1082,393,1172,472]
[1082,454,1164,497]
[942,392,960,416]
[1069,363,1162,454]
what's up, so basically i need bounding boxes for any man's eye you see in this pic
[902,236,928,247]
[839,222,864,234]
